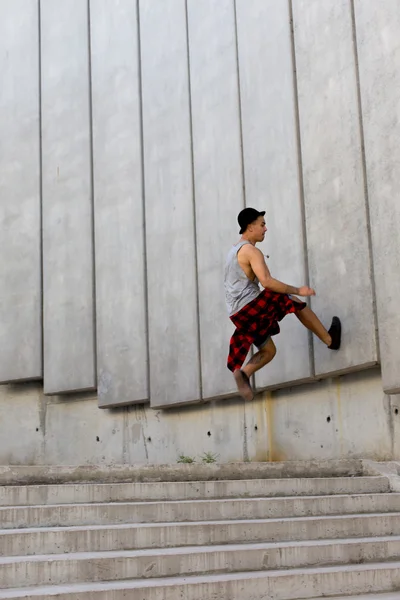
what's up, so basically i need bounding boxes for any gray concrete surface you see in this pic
[270,370,394,462]
[140,0,201,408]
[354,0,400,394]
[0,476,387,505]
[3,512,400,557]
[2,0,400,412]
[90,0,148,407]
[0,459,364,485]
[0,370,397,466]
[2,1,400,468]
[293,0,378,377]
[1,473,399,598]
[2,537,400,588]
[236,0,312,390]
[1,493,398,529]
[0,2,42,383]
[1,562,400,599]
[41,0,96,394]
[188,0,243,400]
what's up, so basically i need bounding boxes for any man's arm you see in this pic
[247,246,315,297]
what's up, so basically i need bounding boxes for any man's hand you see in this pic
[298,286,316,297]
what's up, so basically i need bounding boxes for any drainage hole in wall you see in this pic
[255,425,258,431]
[395,408,399,416]
[327,416,331,423]
[207,431,212,437]
[36,428,39,432]
[147,437,152,443]
[96,436,100,442]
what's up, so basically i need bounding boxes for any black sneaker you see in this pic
[233,370,254,401]
[328,316,342,350]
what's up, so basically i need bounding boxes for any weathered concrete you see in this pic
[2,512,400,557]
[41,0,96,394]
[354,0,400,394]
[236,0,312,390]
[43,398,125,466]
[140,0,201,408]
[293,0,378,377]
[362,461,400,494]
[269,370,393,462]
[0,385,44,466]
[0,370,397,466]
[187,0,243,400]
[3,537,400,588]
[1,562,400,599]
[1,493,398,529]
[0,477,387,506]
[0,2,42,384]
[0,459,364,485]
[90,0,148,408]
[1,473,399,597]
[1,0,400,413]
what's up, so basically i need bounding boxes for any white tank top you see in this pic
[224,241,261,316]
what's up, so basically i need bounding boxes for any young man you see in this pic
[225,207,341,401]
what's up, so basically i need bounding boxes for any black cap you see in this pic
[238,208,266,234]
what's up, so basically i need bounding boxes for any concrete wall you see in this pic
[1,368,399,465]
[1,0,400,463]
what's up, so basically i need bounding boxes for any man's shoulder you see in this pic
[239,243,260,257]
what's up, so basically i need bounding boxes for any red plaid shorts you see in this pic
[227,289,306,372]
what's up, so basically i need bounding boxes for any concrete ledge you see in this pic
[0,460,364,486]
[362,461,400,492]
[0,476,389,506]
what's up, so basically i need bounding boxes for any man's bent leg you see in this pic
[242,337,277,379]
[233,338,277,402]
[291,296,341,349]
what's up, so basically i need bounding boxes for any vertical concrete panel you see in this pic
[187,0,243,400]
[236,0,312,390]
[140,0,201,407]
[41,0,96,394]
[293,0,377,376]
[90,0,148,408]
[354,0,400,394]
[0,1,41,382]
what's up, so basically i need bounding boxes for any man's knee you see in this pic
[260,338,277,359]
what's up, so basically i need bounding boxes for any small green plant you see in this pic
[201,451,219,464]
[177,454,196,464]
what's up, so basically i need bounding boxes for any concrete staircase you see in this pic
[1,466,400,599]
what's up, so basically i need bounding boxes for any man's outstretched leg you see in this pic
[291,297,341,350]
[234,338,277,401]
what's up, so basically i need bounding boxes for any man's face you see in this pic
[249,216,267,242]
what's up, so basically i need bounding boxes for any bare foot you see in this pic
[234,370,254,401]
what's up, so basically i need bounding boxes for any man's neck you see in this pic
[241,235,256,246]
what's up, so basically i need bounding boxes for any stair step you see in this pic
[0,561,400,599]
[0,461,367,487]
[1,493,398,529]
[1,536,400,588]
[0,477,389,506]
[2,512,400,556]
